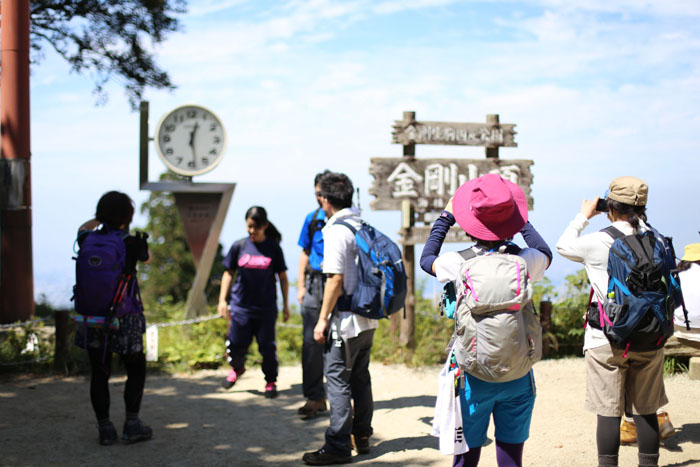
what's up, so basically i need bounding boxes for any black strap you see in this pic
[601,225,625,240]
[458,248,477,261]
[306,207,324,253]
[457,242,521,261]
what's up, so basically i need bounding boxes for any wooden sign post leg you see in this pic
[399,111,416,348]
[400,199,416,348]
[485,114,500,159]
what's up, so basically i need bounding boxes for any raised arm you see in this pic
[78,218,100,234]
[520,222,552,268]
[556,198,600,263]
[419,198,455,277]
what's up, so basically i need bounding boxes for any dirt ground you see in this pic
[1,358,700,467]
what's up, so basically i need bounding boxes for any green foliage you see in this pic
[549,269,589,355]
[151,304,229,370]
[371,295,454,367]
[29,0,186,108]
[664,356,689,375]
[0,323,52,370]
[144,303,304,372]
[138,172,225,308]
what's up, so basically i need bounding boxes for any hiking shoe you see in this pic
[352,434,370,454]
[298,399,327,419]
[221,368,245,389]
[121,418,153,444]
[658,411,676,440]
[98,421,118,446]
[302,448,352,465]
[264,382,278,399]
[620,419,637,444]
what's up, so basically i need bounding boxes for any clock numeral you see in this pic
[176,157,183,165]
[165,124,175,132]
[166,148,174,155]
[163,135,171,143]
[210,123,217,131]
[187,161,195,168]
[209,148,217,155]
[177,114,185,123]
[213,136,220,143]
[201,157,209,166]
[186,110,197,118]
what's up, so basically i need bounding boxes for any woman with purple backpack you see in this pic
[74,191,152,446]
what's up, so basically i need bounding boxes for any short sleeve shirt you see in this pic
[297,207,325,272]
[222,237,287,316]
[322,207,378,339]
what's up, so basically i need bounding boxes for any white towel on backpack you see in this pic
[432,349,468,455]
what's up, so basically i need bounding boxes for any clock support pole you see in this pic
[139,101,235,317]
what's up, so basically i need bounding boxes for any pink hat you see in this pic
[452,173,528,241]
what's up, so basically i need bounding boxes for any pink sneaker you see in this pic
[264,382,278,399]
[222,369,243,389]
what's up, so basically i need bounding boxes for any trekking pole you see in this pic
[101,274,131,361]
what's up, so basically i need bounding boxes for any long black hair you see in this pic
[608,199,647,231]
[245,206,282,243]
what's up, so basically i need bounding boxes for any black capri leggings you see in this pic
[88,348,146,421]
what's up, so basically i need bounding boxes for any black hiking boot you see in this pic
[121,418,153,444]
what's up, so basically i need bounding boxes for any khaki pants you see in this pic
[584,344,668,417]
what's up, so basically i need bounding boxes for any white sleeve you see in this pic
[519,248,549,282]
[433,252,465,283]
[556,213,594,264]
[322,225,350,275]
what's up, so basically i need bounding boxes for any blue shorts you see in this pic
[459,370,536,447]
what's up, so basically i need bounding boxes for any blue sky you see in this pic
[30,0,700,306]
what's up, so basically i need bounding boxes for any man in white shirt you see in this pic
[302,172,377,466]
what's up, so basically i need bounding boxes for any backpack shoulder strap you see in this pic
[457,248,478,261]
[335,219,357,235]
[306,207,324,247]
[601,226,625,240]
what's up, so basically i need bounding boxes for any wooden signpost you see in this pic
[371,111,534,348]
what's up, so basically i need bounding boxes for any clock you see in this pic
[154,104,226,176]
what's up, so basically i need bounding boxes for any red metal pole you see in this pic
[0,0,34,323]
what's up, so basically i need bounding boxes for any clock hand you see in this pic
[190,122,199,169]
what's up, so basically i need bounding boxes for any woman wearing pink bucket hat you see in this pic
[420,173,552,467]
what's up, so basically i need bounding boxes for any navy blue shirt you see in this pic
[222,237,287,316]
[297,207,325,272]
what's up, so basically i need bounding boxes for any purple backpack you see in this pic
[74,230,143,319]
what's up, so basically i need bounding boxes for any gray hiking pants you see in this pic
[301,272,325,401]
[323,328,375,456]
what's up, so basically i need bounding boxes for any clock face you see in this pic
[154,105,226,176]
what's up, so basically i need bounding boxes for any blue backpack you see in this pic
[595,225,683,354]
[336,220,407,319]
[74,230,143,325]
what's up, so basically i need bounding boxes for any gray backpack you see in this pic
[452,244,542,383]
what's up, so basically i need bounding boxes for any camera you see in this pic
[595,198,609,213]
